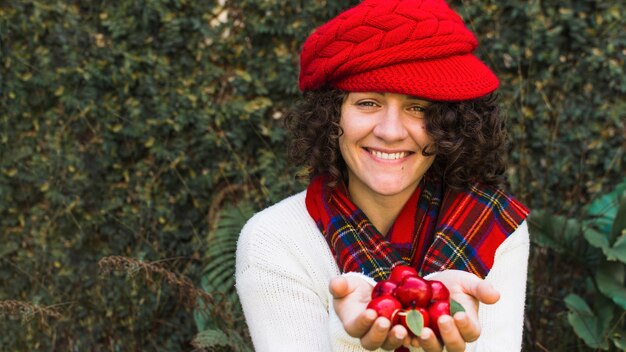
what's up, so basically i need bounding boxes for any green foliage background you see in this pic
[0,0,624,350]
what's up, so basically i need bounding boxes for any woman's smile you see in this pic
[365,148,412,161]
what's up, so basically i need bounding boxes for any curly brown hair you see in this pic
[284,88,508,190]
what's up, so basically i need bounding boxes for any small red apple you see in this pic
[395,276,432,308]
[427,300,451,339]
[371,280,398,299]
[366,295,402,321]
[389,265,418,284]
[429,280,450,301]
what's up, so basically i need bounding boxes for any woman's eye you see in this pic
[356,100,378,109]
[356,100,379,108]
[408,105,426,113]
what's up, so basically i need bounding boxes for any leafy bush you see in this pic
[0,0,624,351]
[530,179,626,350]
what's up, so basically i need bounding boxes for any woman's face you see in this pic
[339,92,435,202]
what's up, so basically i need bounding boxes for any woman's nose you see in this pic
[372,107,408,141]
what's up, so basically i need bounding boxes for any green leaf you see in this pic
[527,211,583,253]
[584,227,610,251]
[585,228,626,264]
[450,299,465,315]
[243,97,272,113]
[605,234,626,263]
[587,179,626,218]
[610,195,626,241]
[586,178,626,239]
[596,301,615,349]
[584,203,626,264]
[234,68,252,82]
[406,309,424,336]
[564,294,594,316]
[564,294,610,349]
[192,329,229,348]
[595,263,626,310]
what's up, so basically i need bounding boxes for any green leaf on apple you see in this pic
[450,299,465,315]
[406,309,424,336]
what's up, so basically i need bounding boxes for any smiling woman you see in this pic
[235,0,529,351]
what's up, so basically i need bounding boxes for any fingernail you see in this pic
[454,311,467,323]
[440,316,454,332]
[364,309,377,320]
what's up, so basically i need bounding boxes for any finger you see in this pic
[360,317,392,350]
[402,333,420,348]
[454,311,481,342]
[344,308,377,337]
[438,315,466,352]
[408,335,421,348]
[329,276,351,299]
[469,280,500,305]
[402,334,412,347]
[381,324,407,350]
[417,327,442,352]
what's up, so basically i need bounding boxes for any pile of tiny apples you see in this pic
[366,265,464,339]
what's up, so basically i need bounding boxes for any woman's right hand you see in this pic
[329,275,414,350]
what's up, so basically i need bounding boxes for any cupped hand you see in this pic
[329,275,414,350]
[416,269,500,352]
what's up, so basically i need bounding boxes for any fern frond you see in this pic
[203,202,254,297]
[195,201,255,343]
[192,328,253,352]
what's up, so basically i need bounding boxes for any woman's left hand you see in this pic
[416,269,500,352]
[329,275,411,350]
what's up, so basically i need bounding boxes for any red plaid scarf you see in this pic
[305,173,529,281]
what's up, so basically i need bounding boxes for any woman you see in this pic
[236,0,530,351]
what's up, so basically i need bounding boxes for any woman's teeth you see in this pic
[370,150,407,160]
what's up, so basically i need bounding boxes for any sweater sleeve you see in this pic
[235,206,334,351]
[470,220,530,352]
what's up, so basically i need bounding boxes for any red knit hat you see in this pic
[299,0,499,101]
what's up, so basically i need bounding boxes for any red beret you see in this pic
[299,0,499,101]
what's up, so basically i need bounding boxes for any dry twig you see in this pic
[0,300,62,326]
[98,255,234,326]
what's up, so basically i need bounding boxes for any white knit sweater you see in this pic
[236,191,530,352]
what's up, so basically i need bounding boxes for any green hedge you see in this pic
[0,0,624,350]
